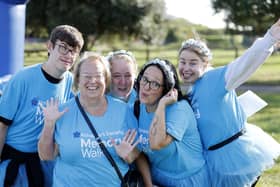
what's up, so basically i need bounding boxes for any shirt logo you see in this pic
[73,131,81,138]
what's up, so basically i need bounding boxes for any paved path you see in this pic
[237,84,280,93]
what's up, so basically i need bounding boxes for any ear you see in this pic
[46,41,54,54]
[202,61,209,71]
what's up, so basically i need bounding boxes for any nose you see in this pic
[66,50,76,58]
[119,76,126,84]
[88,77,98,83]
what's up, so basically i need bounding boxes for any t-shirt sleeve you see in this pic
[165,101,189,141]
[0,73,24,122]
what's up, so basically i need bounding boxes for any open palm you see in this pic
[41,97,68,124]
[113,129,139,161]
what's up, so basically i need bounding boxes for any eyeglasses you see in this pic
[56,43,79,55]
[140,76,163,90]
[80,73,104,81]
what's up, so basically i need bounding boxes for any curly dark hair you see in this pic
[135,58,185,101]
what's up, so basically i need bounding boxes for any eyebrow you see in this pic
[143,74,162,83]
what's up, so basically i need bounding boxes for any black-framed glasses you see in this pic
[140,76,163,90]
[56,43,79,55]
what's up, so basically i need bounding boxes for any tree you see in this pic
[211,0,280,35]
[26,0,162,49]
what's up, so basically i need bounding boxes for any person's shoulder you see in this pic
[202,65,227,81]
[6,64,42,85]
[172,100,190,109]
[14,64,42,78]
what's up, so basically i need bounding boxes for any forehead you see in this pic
[143,66,163,81]
[80,60,104,73]
[179,49,202,60]
[111,58,134,72]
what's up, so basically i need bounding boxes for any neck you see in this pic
[79,96,107,116]
[181,83,192,95]
[146,102,159,113]
[42,62,64,79]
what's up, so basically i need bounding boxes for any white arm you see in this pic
[225,19,280,91]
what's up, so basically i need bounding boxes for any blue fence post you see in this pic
[0,0,28,76]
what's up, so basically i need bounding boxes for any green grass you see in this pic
[24,47,280,186]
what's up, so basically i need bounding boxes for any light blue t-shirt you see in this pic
[188,66,246,149]
[137,100,205,179]
[53,95,137,187]
[0,64,73,152]
[0,74,11,96]
[108,88,137,109]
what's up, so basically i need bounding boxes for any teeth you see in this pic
[88,86,97,90]
[183,73,192,78]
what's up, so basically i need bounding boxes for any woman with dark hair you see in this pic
[127,58,210,186]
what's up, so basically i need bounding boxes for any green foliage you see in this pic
[211,0,280,35]
[163,29,178,44]
[26,0,165,49]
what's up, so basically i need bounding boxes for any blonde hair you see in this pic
[179,39,212,62]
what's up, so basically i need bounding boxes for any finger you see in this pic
[55,98,59,106]
[60,107,69,116]
[127,129,137,143]
[50,97,54,106]
[111,138,117,147]
[38,102,44,110]
[123,129,132,142]
[131,137,140,148]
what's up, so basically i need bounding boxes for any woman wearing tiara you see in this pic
[177,19,280,186]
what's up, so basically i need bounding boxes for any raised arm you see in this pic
[225,18,280,91]
[38,98,67,160]
[149,89,177,150]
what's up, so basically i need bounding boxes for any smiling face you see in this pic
[78,59,106,101]
[110,56,136,101]
[139,66,164,112]
[178,49,208,85]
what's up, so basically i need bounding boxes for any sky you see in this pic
[165,0,226,29]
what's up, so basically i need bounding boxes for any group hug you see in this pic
[1,18,280,187]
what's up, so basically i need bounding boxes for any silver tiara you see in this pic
[181,39,212,61]
[107,49,136,64]
[143,58,175,86]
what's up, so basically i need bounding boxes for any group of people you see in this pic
[1,18,280,187]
